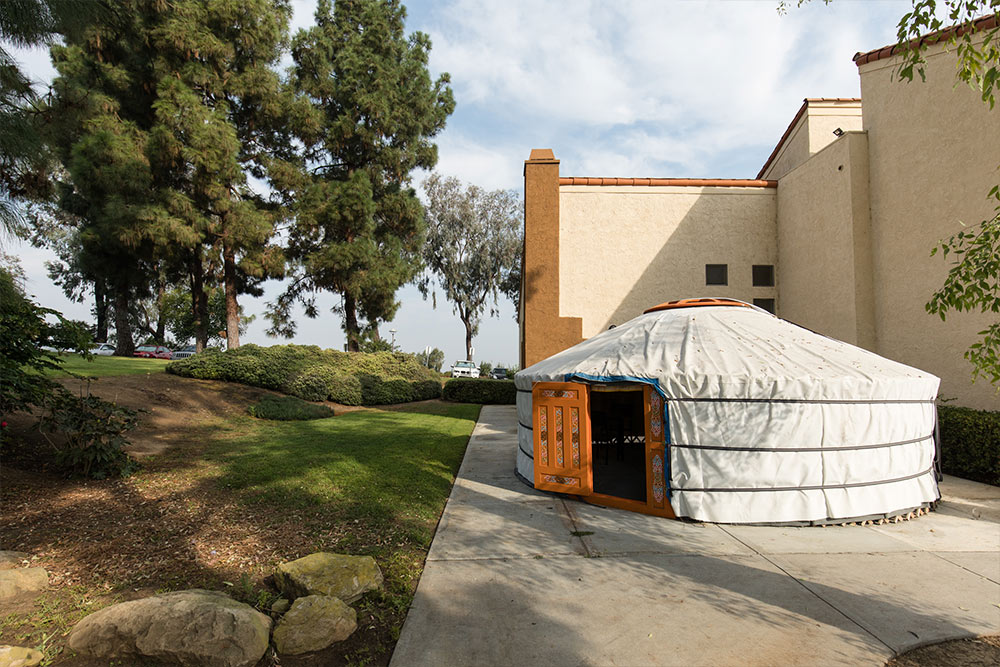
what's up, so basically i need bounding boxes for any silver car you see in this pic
[171,345,198,360]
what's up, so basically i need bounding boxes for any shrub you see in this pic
[410,379,443,401]
[938,405,1000,486]
[360,374,415,405]
[166,345,439,406]
[37,390,140,479]
[225,354,267,387]
[285,367,338,402]
[166,347,226,380]
[443,378,516,404]
[1,268,91,416]
[248,394,334,421]
[328,374,363,406]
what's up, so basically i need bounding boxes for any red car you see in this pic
[133,345,173,359]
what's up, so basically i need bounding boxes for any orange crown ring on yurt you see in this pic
[643,298,752,314]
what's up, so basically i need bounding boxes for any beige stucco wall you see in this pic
[860,40,999,410]
[806,103,863,157]
[558,185,777,337]
[777,131,875,349]
[762,101,863,181]
[761,113,811,182]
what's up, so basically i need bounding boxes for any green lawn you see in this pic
[208,401,481,546]
[47,353,169,377]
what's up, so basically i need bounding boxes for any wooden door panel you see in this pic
[533,382,592,495]
[645,387,667,511]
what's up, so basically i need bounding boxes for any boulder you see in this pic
[0,552,30,570]
[67,589,271,667]
[274,553,383,603]
[272,595,357,655]
[0,568,47,601]
[270,598,291,615]
[0,646,43,667]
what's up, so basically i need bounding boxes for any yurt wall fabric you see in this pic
[514,304,940,524]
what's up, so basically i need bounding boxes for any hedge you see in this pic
[443,378,516,404]
[166,344,440,406]
[938,405,1000,486]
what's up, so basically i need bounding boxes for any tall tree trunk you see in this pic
[155,275,166,344]
[344,293,360,352]
[113,277,134,356]
[223,241,240,349]
[94,281,109,343]
[189,252,209,353]
[463,314,473,361]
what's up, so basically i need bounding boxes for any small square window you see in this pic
[753,298,776,314]
[705,264,728,286]
[752,264,775,287]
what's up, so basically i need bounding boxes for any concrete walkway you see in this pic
[392,406,1000,666]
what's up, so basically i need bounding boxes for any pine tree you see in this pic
[146,0,289,350]
[268,0,454,350]
[0,0,103,237]
[44,2,170,355]
[43,1,288,353]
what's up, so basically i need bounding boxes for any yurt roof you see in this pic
[515,303,939,402]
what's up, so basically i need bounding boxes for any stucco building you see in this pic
[519,16,999,410]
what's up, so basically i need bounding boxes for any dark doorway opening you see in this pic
[590,387,646,502]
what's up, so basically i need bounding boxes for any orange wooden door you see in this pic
[532,382,592,495]
[644,386,669,512]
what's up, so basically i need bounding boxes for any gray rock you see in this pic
[0,568,47,601]
[0,552,30,571]
[67,589,271,667]
[272,595,357,655]
[274,553,383,603]
[0,645,43,667]
[270,598,290,615]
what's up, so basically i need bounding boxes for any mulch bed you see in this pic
[887,634,1000,667]
[0,374,419,666]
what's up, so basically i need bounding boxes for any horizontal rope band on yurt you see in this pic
[518,443,533,460]
[518,420,532,430]
[672,466,935,493]
[663,397,935,404]
[518,387,934,405]
[671,433,934,453]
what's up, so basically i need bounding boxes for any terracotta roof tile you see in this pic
[854,13,998,66]
[559,177,776,188]
[755,98,861,180]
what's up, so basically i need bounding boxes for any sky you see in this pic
[5,0,917,368]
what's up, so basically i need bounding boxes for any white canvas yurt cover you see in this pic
[515,299,941,524]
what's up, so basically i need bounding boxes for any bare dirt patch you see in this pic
[56,373,363,456]
[887,634,1000,666]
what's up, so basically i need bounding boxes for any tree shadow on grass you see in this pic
[0,402,483,665]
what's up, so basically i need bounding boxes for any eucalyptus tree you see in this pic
[268,0,454,351]
[421,174,522,362]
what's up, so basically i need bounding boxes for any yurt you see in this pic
[514,299,941,524]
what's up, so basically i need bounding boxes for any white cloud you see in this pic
[422,0,912,178]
